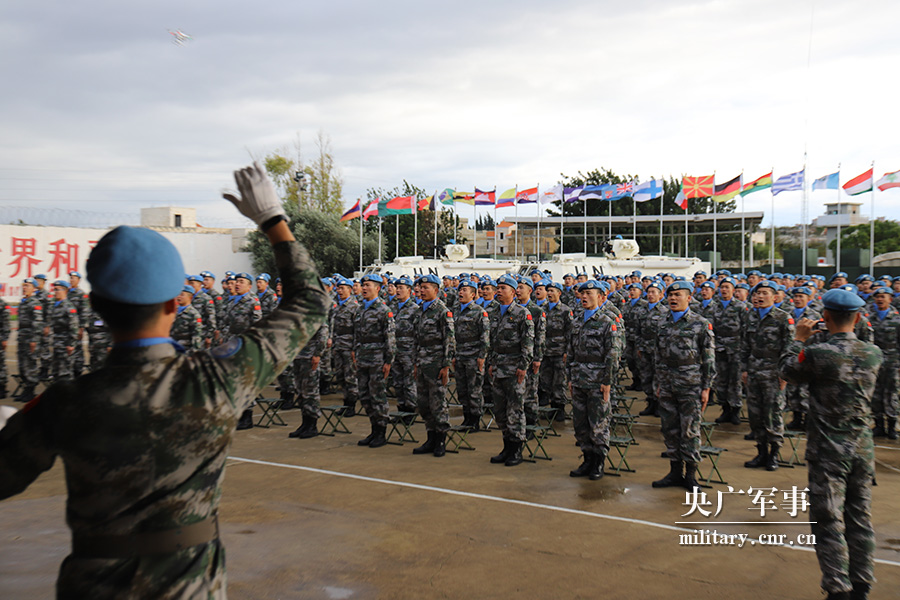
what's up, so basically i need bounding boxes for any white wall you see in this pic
[0,224,253,301]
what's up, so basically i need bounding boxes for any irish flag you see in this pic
[843,168,873,196]
[876,169,900,191]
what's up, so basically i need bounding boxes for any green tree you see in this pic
[262,131,344,218]
[828,220,900,256]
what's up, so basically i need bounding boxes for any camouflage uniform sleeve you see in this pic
[600,318,620,386]
[782,312,796,356]
[311,322,328,357]
[352,310,360,356]
[534,310,546,362]
[518,310,535,372]
[206,241,328,408]
[442,309,455,368]
[0,397,59,499]
[191,309,203,351]
[699,318,716,389]
[779,338,808,384]
[563,308,573,356]
[479,309,490,360]
[383,307,396,365]
[205,297,217,339]
[0,302,9,341]
[65,304,79,347]
[740,312,751,372]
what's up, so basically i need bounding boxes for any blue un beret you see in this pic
[256,273,271,282]
[53,279,68,288]
[855,274,873,283]
[458,280,477,291]
[720,277,736,287]
[34,274,47,281]
[736,282,750,290]
[200,271,215,279]
[496,274,518,290]
[534,279,550,289]
[23,277,36,286]
[645,280,665,293]
[751,280,778,294]
[87,226,184,304]
[546,281,563,292]
[822,289,866,312]
[479,278,496,288]
[321,277,334,286]
[68,271,82,278]
[334,276,354,288]
[578,280,603,292]
[872,286,892,296]
[181,285,194,294]
[235,272,253,282]
[837,283,859,294]
[360,274,383,285]
[791,286,814,296]
[518,277,534,289]
[667,280,694,294]
[186,274,202,283]
[396,275,413,287]
[419,274,441,286]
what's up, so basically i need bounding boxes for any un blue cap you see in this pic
[667,280,693,294]
[646,280,665,293]
[564,272,575,279]
[396,275,414,287]
[186,274,202,283]
[458,280,477,291]
[181,285,194,294]
[700,281,715,289]
[334,276,354,287]
[830,271,849,282]
[855,274,873,283]
[720,277,736,287]
[822,289,866,311]
[235,272,252,282]
[200,271,215,279]
[496,274,518,289]
[694,270,707,277]
[256,273,271,282]
[751,280,778,294]
[791,286,814,296]
[873,286,892,296]
[547,281,563,292]
[419,273,441,286]
[68,271,82,278]
[87,226,184,304]
[23,277,36,286]
[53,279,68,288]
[837,283,859,294]
[321,277,334,286]
[535,279,550,289]
[518,277,534,289]
[578,280,603,292]
[34,274,47,281]
[479,278,496,288]
[736,282,750,290]
[360,274,383,285]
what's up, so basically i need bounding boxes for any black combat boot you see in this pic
[368,424,387,448]
[766,444,779,471]
[358,423,377,446]
[744,430,757,440]
[683,462,700,490]
[569,453,592,477]
[729,405,742,425]
[887,418,898,441]
[850,580,871,600]
[744,444,767,468]
[553,405,566,422]
[342,402,357,418]
[15,385,34,403]
[871,416,886,437]
[652,461,684,488]
[826,592,850,600]
[786,411,804,430]
[0,386,7,398]
[298,418,319,439]
[236,409,254,430]
[504,440,523,466]
[639,399,657,416]
[279,390,296,410]
[490,438,511,463]
[413,431,436,455]
[715,404,732,424]
[289,416,311,438]
[433,431,446,457]
[588,453,605,481]
[469,414,482,432]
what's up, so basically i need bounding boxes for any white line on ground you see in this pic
[229,455,900,568]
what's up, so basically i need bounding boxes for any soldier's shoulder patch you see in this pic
[69,308,76,313]
[569,311,573,317]
[798,349,805,363]
[254,304,261,310]
[211,337,242,359]
[542,312,546,318]
[447,311,453,318]
[708,322,713,330]
[787,317,794,324]
[483,311,489,318]
[388,312,394,318]
[526,313,532,320]
[196,318,202,323]
[611,323,617,332]
[34,305,41,310]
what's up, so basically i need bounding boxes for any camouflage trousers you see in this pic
[538,355,568,410]
[808,455,876,594]
[454,358,484,418]
[785,382,810,413]
[51,344,73,382]
[16,332,39,386]
[294,357,322,419]
[39,332,52,377]
[638,351,658,400]
[393,353,417,412]
[88,335,110,371]
[714,349,743,409]
[492,375,526,442]
[658,382,703,464]
[571,386,611,456]
[746,369,785,447]
[624,339,640,385]
[358,365,389,427]
[71,335,85,376]
[0,342,6,391]
[331,348,358,405]
[872,357,899,418]
[415,363,449,432]
[524,368,539,423]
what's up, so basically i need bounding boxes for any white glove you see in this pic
[223,162,286,227]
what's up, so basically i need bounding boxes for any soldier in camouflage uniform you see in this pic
[330,277,360,416]
[487,275,534,467]
[410,274,455,457]
[352,274,396,448]
[567,280,620,480]
[651,281,716,490]
[780,289,882,600]
[224,272,263,429]
[561,273,577,309]
[256,273,279,317]
[442,275,458,313]
[67,271,90,376]
[515,278,545,429]
[866,286,900,440]
[390,276,419,416]
[0,165,328,598]
[201,271,225,342]
[288,322,329,439]
[0,299,9,397]
[453,280,490,430]
[16,278,43,400]
[635,281,668,416]
[741,280,795,470]
[622,283,648,391]
[784,286,822,430]
[696,281,717,320]
[710,277,749,425]
[48,280,79,383]
[86,304,111,371]
[171,286,203,351]
[33,274,53,380]
[540,281,572,421]
[187,275,217,348]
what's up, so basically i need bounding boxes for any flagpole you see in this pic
[493,185,497,259]
[514,193,519,260]
[802,154,808,276]
[712,172,717,268]
[770,167,775,275]
[378,216,383,264]
[632,193,637,240]
[359,199,363,273]
[608,196,612,240]
[683,179,688,258]
[583,193,588,255]
[870,159,875,276]
[395,214,399,259]
[473,199,477,260]
[659,178,664,256]
[836,163,842,272]
[433,190,438,259]
[414,195,418,257]
[740,171,745,273]
[536,184,542,262]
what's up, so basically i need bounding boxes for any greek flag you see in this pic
[772,169,805,196]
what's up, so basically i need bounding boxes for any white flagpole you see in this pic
[414,195,418,257]
[770,167,775,275]
[493,186,497,259]
[608,196,612,240]
[712,172,717,267]
[836,163,842,271]
[473,198,477,260]
[870,160,875,276]
[632,193,637,240]
[740,171,746,273]
[583,193,588,254]
[378,215,383,264]
[659,178,664,256]
[536,184,542,261]
[802,156,808,276]
[433,191,438,259]
[560,186,564,254]
[358,200,363,273]
[395,214,399,258]
[514,193,519,259]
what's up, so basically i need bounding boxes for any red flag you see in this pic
[683,175,715,198]
[362,198,380,221]
[340,199,361,222]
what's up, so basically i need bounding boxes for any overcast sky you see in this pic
[2,0,899,230]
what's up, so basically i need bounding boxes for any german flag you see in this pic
[712,174,742,203]
[682,175,714,198]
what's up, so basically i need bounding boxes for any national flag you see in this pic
[541,184,563,204]
[842,168,873,196]
[564,186,584,203]
[362,198,380,221]
[580,184,610,200]
[616,181,635,198]
[603,185,628,201]
[454,191,475,205]
[438,188,456,205]
[496,188,516,208]
[516,186,539,203]
[675,190,688,210]
[772,169,805,196]
[379,195,415,216]
[633,180,663,202]
[683,175,715,198]
[742,172,773,195]
[713,174,742,203]
[474,188,496,205]
[877,169,900,191]
[812,172,840,191]
[340,199,361,222]
[418,195,434,211]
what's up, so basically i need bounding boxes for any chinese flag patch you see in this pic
[447,311,453,318]
[798,349,805,363]
[483,312,489,318]
[611,324,617,332]
[526,313,532,320]
[69,309,76,313]
[388,312,394,318]
[708,323,713,330]
[788,317,794,325]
